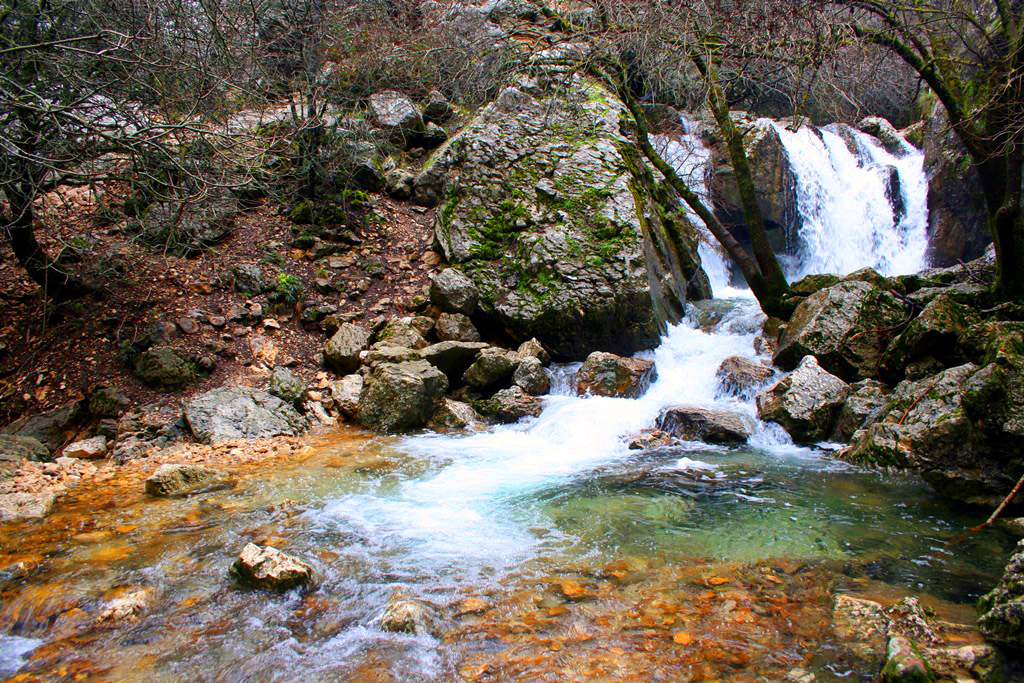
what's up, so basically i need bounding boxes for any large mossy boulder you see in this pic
[756,355,849,443]
[357,360,448,432]
[423,74,710,360]
[978,539,1024,650]
[184,387,306,444]
[133,347,197,391]
[879,293,980,383]
[774,279,908,382]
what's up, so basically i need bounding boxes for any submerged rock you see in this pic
[715,356,773,398]
[230,543,317,592]
[145,464,230,497]
[756,356,849,442]
[627,429,676,450]
[881,636,935,683]
[377,597,438,635]
[357,360,448,432]
[978,539,1024,650]
[184,387,307,444]
[575,352,656,399]
[656,406,754,445]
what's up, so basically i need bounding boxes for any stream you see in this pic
[0,124,1017,681]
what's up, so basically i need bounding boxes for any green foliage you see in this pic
[273,272,305,304]
[469,200,531,260]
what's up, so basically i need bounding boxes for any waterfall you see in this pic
[770,122,929,279]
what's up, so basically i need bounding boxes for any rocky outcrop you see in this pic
[921,102,990,267]
[324,323,372,374]
[575,352,656,399]
[879,293,980,383]
[978,539,1024,650]
[145,463,230,496]
[832,379,889,441]
[463,348,518,391]
[357,360,448,432]
[656,406,755,445]
[716,356,774,398]
[774,279,908,381]
[756,356,849,442]
[184,387,307,444]
[430,268,479,315]
[424,74,709,359]
[3,401,82,452]
[418,341,489,382]
[230,543,317,592]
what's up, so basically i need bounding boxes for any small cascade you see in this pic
[771,122,929,279]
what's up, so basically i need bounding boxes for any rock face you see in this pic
[184,387,306,444]
[656,406,754,445]
[145,463,229,496]
[324,323,372,374]
[357,361,449,432]
[3,402,82,452]
[575,352,656,399]
[0,435,50,468]
[978,539,1024,650]
[716,356,773,398]
[921,102,990,267]
[879,293,979,383]
[133,347,196,391]
[774,279,908,381]
[756,356,850,442]
[230,543,317,591]
[424,74,709,360]
[430,268,479,315]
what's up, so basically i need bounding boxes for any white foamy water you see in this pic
[772,122,929,279]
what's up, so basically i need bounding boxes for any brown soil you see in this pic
[0,186,440,430]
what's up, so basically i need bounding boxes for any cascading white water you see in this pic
[771,122,929,279]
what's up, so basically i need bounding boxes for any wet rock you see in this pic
[435,312,480,342]
[715,356,773,398]
[430,268,479,315]
[324,323,372,374]
[230,543,317,592]
[268,367,305,407]
[756,356,849,442]
[474,386,543,423]
[428,398,483,431]
[999,518,1024,537]
[881,636,935,683]
[513,356,550,396]
[0,491,57,522]
[377,597,437,635]
[516,338,550,365]
[888,597,940,646]
[328,375,363,418]
[833,594,890,662]
[184,387,307,444]
[357,360,448,432]
[774,280,908,381]
[368,90,424,145]
[87,385,131,419]
[3,401,82,452]
[418,341,489,381]
[463,348,519,391]
[575,352,656,399]
[145,463,230,496]
[832,379,890,442]
[133,347,196,391]
[373,319,429,350]
[63,436,108,460]
[656,406,755,445]
[627,429,676,450]
[97,589,152,624]
[978,539,1024,650]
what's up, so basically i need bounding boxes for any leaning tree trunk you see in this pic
[5,184,89,302]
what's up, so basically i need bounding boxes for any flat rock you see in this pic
[656,406,754,445]
[0,491,57,522]
[63,436,108,459]
[184,387,306,444]
[145,463,230,496]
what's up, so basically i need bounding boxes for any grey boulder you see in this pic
[184,387,307,444]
